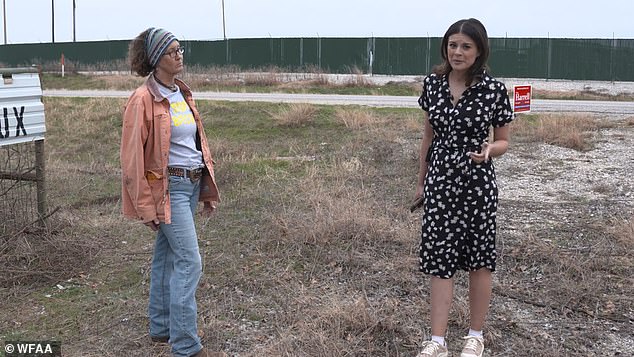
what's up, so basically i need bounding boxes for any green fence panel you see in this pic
[488,38,549,79]
[613,39,634,82]
[549,39,609,80]
[2,37,634,81]
[373,37,443,75]
[185,40,227,67]
[279,38,301,68]
[297,38,320,69]
[225,38,272,68]
[58,41,129,65]
[318,38,369,73]
[0,40,129,66]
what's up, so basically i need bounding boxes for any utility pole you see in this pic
[72,0,76,42]
[3,0,7,44]
[221,0,226,40]
[51,0,55,43]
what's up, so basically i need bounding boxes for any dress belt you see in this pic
[429,142,481,180]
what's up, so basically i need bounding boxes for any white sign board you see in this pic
[0,68,46,147]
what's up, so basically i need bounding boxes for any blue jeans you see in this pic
[149,175,202,357]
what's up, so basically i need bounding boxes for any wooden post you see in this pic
[35,139,47,226]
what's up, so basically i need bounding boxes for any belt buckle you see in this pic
[189,168,202,182]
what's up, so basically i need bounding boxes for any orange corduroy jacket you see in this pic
[120,75,219,224]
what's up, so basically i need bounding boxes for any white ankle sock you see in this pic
[468,329,483,338]
[431,335,446,347]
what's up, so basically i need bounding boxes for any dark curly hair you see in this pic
[433,18,489,86]
[128,28,154,77]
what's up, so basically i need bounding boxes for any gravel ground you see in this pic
[205,72,634,96]
[81,70,634,97]
[499,78,634,96]
[494,122,634,356]
[367,74,634,96]
[82,70,634,96]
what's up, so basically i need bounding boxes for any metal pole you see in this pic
[547,32,551,81]
[3,0,6,44]
[72,0,76,42]
[367,37,372,75]
[51,0,55,43]
[300,37,303,67]
[318,33,321,69]
[221,0,226,40]
[426,32,430,74]
[611,32,615,83]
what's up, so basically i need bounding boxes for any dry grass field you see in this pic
[39,70,634,102]
[39,71,418,97]
[0,94,632,356]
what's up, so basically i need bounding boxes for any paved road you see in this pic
[43,89,634,114]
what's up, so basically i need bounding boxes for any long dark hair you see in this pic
[432,18,489,86]
[128,29,153,77]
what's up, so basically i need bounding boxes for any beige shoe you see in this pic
[460,335,484,357]
[416,340,449,357]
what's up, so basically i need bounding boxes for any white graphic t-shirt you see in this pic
[158,84,203,169]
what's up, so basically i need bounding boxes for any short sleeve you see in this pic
[492,82,515,128]
[417,75,431,112]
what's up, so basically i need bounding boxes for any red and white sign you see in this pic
[513,85,532,113]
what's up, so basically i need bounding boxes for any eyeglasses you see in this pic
[164,46,185,58]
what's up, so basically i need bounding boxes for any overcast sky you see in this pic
[1,0,632,44]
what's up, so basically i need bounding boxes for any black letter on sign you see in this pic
[14,106,27,136]
[1,107,9,138]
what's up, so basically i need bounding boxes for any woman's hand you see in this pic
[469,127,510,164]
[144,219,160,231]
[415,184,424,199]
[202,201,216,217]
[468,142,491,164]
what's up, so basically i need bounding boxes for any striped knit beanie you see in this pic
[145,28,177,68]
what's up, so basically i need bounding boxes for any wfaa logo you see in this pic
[3,341,61,357]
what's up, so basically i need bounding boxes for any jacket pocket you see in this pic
[154,113,169,123]
[146,170,165,206]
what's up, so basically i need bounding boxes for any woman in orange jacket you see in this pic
[120,27,222,357]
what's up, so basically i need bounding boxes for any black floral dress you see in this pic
[417,72,514,279]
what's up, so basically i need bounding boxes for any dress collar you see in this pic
[439,70,496,97]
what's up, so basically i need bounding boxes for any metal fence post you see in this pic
[611,33,615,83]
[300,38,304,67]
[318,36,322,70]
[367,37,374,75]
[547,34,552,81]
[225,39,230,65]
[426,34,431,74]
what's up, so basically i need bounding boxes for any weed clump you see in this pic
[511,113,599,151]
[335,108,381,129]
[272,103,317,127]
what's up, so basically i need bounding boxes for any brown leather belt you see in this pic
[167,166,203,181]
